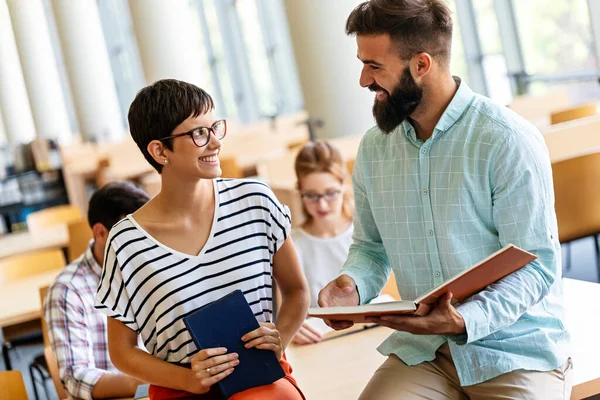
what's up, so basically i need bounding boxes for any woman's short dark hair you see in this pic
[128,79,215,172]
[346,0,453,67]
[87,181,150,231]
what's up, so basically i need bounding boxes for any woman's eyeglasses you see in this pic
[161,119,227,147]
[300,190,341,203]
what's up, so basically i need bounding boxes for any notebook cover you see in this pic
[183,290,285,399]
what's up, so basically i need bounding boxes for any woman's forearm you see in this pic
[110,346,193,392]
[276,287,310,349]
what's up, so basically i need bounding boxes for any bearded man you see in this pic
[318,1,572,399]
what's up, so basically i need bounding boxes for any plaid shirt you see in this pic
[44,242,118,400]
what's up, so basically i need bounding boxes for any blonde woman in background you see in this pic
[291,141,354,345]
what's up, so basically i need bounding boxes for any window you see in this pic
[514,0,595,76]
[97,0,146,129]
[472,0,512,104]
[191,0,303,124]
[447,1,469,83]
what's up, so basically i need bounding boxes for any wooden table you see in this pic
[0,224,69,260]
[0,270,62,329]
[284,277,599,399]
[563,278,600,386]
[287,326,389,399]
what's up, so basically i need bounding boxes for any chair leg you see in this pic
[2,342,12,370]
[563,242,571,272]
[595,234,600,283]
[29,364,40,400]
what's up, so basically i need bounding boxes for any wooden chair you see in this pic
[95,157,116,188]
[328,135,362,165]
[346,158,355,175]
[26,205,83,234]
[44,346,67,399]
[0,371,28,400]
[0,249,66,285]
[552,150,600,275]
[219,156,245,179]
[257,154,296,184]
[36,285,68,399]
[544,115,600,163]
[571,377,600,399]
[67,219,93,262]
[271,182,305,228]
[550,103,598,125]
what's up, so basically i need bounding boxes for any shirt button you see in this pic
[435,271,441,277]
[428,230,433,236]
[422,148,427,154]
[422,189,428,195]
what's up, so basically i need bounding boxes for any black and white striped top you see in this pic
[94,178,291,363]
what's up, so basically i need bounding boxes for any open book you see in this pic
[308,244,536,323]
[303,294,396,340]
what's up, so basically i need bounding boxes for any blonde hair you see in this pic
[294,141,353,222]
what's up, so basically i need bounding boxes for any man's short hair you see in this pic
[346,0,453,67]
[87,181,150,231]
[128,79,215,172]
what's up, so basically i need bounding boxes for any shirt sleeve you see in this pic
[265,185,292,253]
[45,283,106,400]
[94,235,139,332]
[340,139,391,304]
[455,128,560,344]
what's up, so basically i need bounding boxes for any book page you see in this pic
[304,294,397,337]
[308,300,417,322]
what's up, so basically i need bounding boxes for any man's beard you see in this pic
[370,66,423,133]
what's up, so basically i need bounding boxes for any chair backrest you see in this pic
[67,219,93,262]
[271,182,305,228]
[257,154,296,184]
[26,205,83,233]
[544,115,600,163]
[550,103,598,125]
[0,250,66,285]
[0,371,28,400]
[552,150,600,242]
[44,346,68,400]
[346,158,355,175]
[39,283,69,399]
[219,157,245,179]
[39,285,51,347]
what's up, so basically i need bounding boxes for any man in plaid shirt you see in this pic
[44,182,150,399]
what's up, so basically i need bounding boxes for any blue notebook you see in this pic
[183,289,285,399]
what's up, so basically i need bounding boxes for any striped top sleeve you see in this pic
[95,227,140,332]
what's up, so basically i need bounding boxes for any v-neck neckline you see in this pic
[127,179,220,258]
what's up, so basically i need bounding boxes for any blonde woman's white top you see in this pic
[291,224,353,307]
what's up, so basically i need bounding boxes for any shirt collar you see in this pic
[84,240,103,278]
[401,76,474,142]
[434,76,474,133]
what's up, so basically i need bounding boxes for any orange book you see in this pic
[308,244,536,323]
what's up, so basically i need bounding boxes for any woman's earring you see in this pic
[163,159,168,164]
